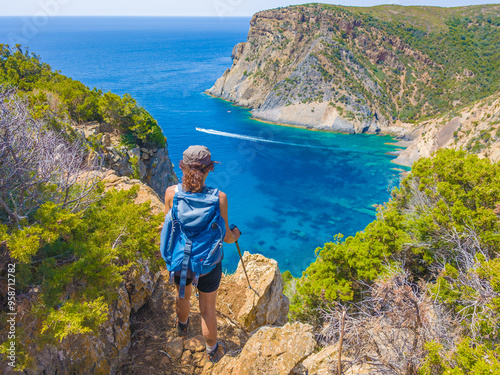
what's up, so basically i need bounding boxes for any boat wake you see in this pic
[195,127,338,151]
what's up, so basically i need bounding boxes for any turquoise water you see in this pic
[0,17,407,276]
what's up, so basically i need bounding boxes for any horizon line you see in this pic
[0,15,254,18]
[1,2,498,17]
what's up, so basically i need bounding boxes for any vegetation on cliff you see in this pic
[395,91,500,167]
[0,44,165,148]
[0,49,165,369]
[288,149,500,373]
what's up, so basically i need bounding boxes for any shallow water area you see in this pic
[0,17,408,276]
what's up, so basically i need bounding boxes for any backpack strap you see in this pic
[178,238,193,299]
[205,186,219,197]
[192,273,200,288]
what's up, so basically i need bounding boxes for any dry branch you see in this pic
[0,88,102,225]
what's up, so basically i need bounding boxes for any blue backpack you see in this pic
[160,183,226,298]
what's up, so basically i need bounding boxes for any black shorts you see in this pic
[173,262,222,293]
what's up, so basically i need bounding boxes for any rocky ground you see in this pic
[117,253,291,375]
[116,253,376,375]
[116,270,250,375]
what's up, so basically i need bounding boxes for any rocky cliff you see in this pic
[117,252,292,374]
[0,174,165,375]
[207,4,500,136]
[394,92,500,166]
[73,121,177,198]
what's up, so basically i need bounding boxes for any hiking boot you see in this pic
[207,341,226,363]
[176,318,189,337]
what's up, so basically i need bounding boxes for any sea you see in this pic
[0,17,408,276]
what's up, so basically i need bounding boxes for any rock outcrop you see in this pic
[100,169,165,215]
[19,261,159,375]
[227,252,289,330]
[395,92,500,166]
[73,121,178,198]
[206,322,316,375]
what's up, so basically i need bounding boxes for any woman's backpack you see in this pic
[160,184,226,298]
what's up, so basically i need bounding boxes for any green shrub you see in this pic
[291,149,500,321]
[1,186,163,350]
[0,45,165,149]
[420,339,500,375]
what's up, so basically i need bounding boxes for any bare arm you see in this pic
[219,191,240,243]
[164,185,176,215]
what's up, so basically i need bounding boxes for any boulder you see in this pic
[163,338,184,359]
[127,146,141,160]
[293,344,339,374]
[180,350,193,366]
[183,335,205,352]
[103,133,111,147]
[138,159,147,180]
[232,252,289,330]
[206,322,316,375]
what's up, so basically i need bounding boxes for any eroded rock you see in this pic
[232,252,289,331]
[22,267,158,375]
[207,322,316,375]
[101,170,164,215]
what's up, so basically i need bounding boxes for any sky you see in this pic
[1,0,499,17]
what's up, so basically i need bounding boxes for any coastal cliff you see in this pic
[207,4,500,138]
[395,92,500,166]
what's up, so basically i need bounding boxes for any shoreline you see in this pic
[204,91,409,138]
[204,91,413,167]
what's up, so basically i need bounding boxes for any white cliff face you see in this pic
[395,93,500,167]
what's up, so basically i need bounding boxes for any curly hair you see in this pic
[179,160,215,193]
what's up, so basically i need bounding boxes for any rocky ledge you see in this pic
[73,121,178,198]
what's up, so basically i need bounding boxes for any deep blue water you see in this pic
[0,17,407,276]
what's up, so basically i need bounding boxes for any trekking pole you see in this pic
[230,225,251,290]
[235,240,252,289]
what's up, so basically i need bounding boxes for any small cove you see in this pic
[0,16,409,276]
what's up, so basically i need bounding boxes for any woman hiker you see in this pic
[163,145,241,363]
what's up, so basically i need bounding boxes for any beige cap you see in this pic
[183,145,212,166]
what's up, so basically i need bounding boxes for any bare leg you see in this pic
[198,290,218,346]
[175,284,192,323]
